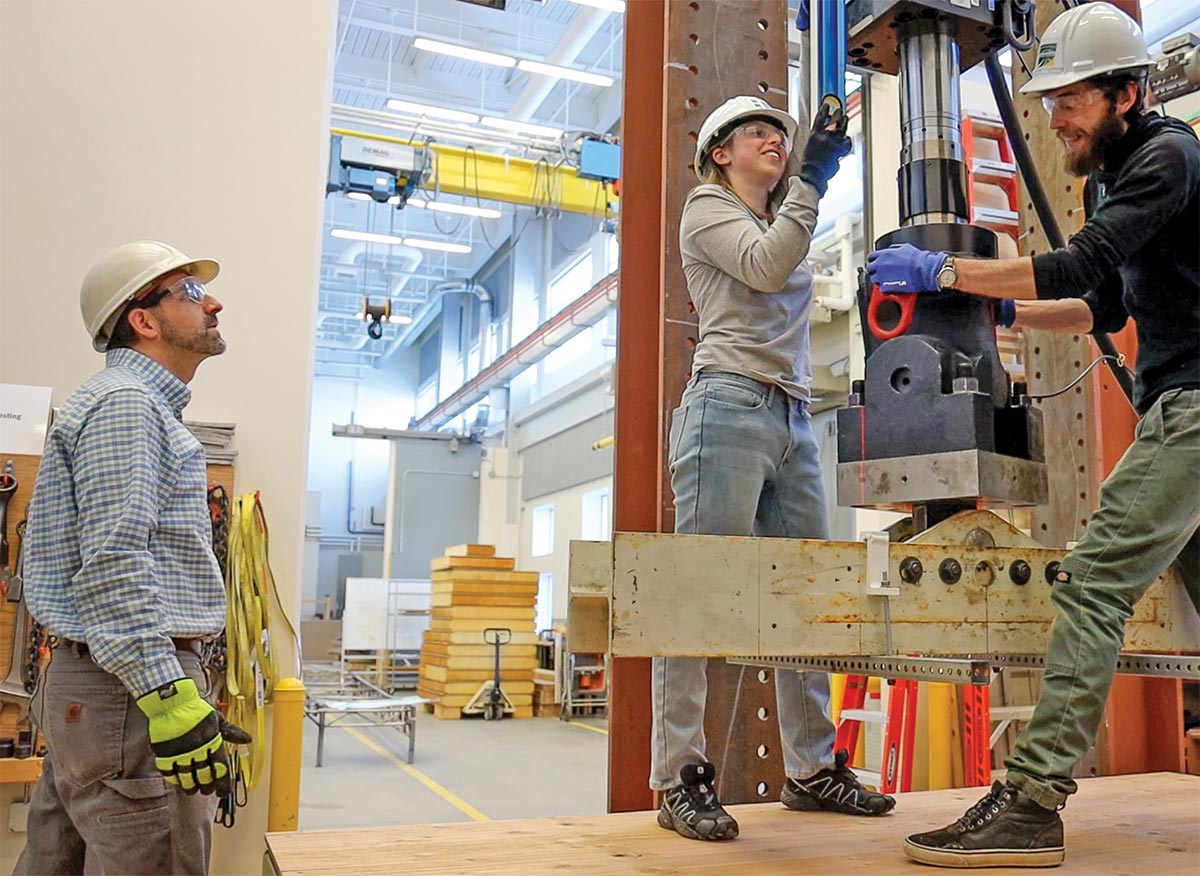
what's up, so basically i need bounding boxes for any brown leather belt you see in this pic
[55,637,206,657]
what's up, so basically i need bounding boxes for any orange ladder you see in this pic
[835,675,918,794]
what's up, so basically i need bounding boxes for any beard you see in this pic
[1063,106,1126,176]
[160,313,227,357]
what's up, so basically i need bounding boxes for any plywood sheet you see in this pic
[268,773,1199,876]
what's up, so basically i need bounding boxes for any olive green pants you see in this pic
[1005,388,1200,809]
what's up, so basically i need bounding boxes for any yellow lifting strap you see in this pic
[224,491,283,792]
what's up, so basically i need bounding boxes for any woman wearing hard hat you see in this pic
[653,96,896,842]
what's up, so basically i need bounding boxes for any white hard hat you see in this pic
[694,95,798,171]
[1019,1,1151,95]
[80,240,219,352]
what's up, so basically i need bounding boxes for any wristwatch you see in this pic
[936,254,958,291]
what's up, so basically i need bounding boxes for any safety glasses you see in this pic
[136,275,210,306]
[726,122,791,153]
[1041,88,1105,116]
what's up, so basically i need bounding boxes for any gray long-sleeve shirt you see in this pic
[679,175,823,401]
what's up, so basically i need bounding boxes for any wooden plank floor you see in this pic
[268,772,1199,875]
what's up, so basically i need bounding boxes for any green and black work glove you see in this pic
[135,678,252,796]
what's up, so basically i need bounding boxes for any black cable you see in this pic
[1028,354,1132,401]
[983,52,1136,405]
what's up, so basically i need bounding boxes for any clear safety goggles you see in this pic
[137,275,210,306]
[725,122,791,153]
[1041,88,1105,116]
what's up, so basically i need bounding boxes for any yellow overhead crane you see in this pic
[330,127,617,217]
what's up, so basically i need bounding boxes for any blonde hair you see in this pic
[697,154,731,189]
[697,145,786,209]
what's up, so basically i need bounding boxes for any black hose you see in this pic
[983,52,1136,404]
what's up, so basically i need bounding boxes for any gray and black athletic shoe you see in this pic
[903,780,1064,868]
[781,748,896,815]
[657,761,739,841]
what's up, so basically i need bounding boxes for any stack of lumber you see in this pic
[417,545,540,719]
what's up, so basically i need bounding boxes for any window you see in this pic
[536,572,553,634]
[600,232,619,276]
[581,487,612,541]
[531,503,555,557]
[548,253,592,318]
[415,377,438,418]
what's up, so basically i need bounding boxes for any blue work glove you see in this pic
[865,244,948,294]
[799,103,853,197]
[796,0,810,30]
[997,299,1017,328]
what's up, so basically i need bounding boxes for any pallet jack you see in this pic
[462,627,513,721]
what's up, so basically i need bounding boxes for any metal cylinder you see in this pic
[897,19,967,225]
[898,20,962,162]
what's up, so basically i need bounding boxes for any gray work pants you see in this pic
[651,372,837,790]
[15,647,217,876]
[1006,387,1200,808]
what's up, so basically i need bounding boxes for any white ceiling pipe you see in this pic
[505,6,611,122]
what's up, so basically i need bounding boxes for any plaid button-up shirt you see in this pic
[24,348,226,697]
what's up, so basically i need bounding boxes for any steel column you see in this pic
[609,0,665,814]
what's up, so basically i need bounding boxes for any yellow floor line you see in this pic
[341,726,491,822]
[567,720,608,736]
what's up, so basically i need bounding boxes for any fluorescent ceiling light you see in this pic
[414,125,530,149]
[420,200,503,220]
[413,38,515,68]
[516,59,614,88]
[415,119,533,144]
[481,116,563,139]
[331,229,404,245]
[566,0,626,12]
[403,237,473,254]
[386,99,479,124]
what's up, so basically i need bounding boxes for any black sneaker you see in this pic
[781,748,896,815]
[657,761,739,841]
[903,781,1064,868]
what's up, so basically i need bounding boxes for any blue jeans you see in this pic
[650,371,837,790]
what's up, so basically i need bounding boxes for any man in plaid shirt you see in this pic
[16,241,249,876]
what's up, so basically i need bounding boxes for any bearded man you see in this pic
[866,2,1199,869]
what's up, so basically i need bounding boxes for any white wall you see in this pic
[0,2,335,873]
[518,475,613,631]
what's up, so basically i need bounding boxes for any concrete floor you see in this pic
[299,712,610,831]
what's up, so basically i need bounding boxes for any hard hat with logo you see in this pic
[80,240,220,352]
[1019,1,1152,95]
[694,95,798,171]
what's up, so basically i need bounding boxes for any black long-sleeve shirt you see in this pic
[1032,112,1200,415]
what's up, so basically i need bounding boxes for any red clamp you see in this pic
[866,284,916,341]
